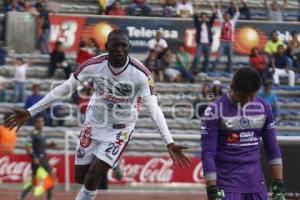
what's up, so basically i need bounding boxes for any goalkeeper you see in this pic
[200,67,285,200]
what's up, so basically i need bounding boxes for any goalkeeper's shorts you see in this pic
[223,192,268,200]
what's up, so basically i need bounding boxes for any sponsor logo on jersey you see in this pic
[239,117,250,128]
[79,125,92,148]
[226,131,258,146]
[76,147,85,158]
[148,76,155,87]
[226,133,240,143]
[268,121,276,129]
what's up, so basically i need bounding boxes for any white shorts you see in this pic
[75,124,133,167]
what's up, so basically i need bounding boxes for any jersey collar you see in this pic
[108,57,130,76]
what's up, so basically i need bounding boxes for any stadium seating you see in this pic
[1,50,300,155]
[47,0,300,20]
[1,0,300,155]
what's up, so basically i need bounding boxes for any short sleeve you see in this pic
[148,39,155,49]
[161,40,168,49]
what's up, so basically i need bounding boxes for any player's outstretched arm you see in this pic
[4,75,78,130]
[143,95,191,170]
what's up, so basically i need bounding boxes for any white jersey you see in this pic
[73,54,154,137]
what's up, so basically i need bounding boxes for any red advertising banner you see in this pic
[48,14,299,56]
[0,154,204,184]
[49,15,86,52]
[0,154,74,183]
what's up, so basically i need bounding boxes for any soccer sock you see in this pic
[75,186,97,200]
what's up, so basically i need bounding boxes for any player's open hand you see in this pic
[167,143,191,170]
[4,108,31,131]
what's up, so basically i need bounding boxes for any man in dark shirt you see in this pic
[192,4,216,73]
[36,3,51,54]
[272,45,295,87]
[49,41,71,79]
[18,115,56,200]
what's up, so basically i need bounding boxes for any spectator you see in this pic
[162,48,180,82]
[25,84,48,125]
[192,4,216,73]
[0,46,6,66]
[148,31,168,58]
[160,0,177,17]
[264,31,284,57]
[298,0,300,22]
[272,45,295,87]
[145,50,163,82]
[49,41,71,79]
[108,0,126,16]
[98,0,116,15]
[36,3,51,54]
[22,0,32,12]
[211,80,223,100]
[0,76,7,103]
[175,43,194,83]
[249,47,271,81]
[25,84,63,126]
[128,0,152,16]
[176,0,193,18]
[264,0,287,22]
[212,0,240,74]
[287,31,300,71]
[6,0,24,12]
[76,38,100,64]
[13,58,29,103]
[25,84,43,109]
[259,80,279,118]
[201,83,211,99]
[227,0,251,20]
[193,83,211,118]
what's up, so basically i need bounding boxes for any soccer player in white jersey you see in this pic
[4,29,191,200]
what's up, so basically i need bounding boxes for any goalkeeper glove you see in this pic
[270,180,286,200]
[206,185,225,200]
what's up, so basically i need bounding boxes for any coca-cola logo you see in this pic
[0,156,60,182]
[192,162,204,183]
[107,157,205,183]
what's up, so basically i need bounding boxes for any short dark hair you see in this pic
[200,12,208,18]
[33,113,44,122]
[231,67,261,93]
[271,31,278,36]
[291,30,298,36]
[16,57,24,63]
[107,29,128,42]
[55,41,63,48]
[277,44,285,50]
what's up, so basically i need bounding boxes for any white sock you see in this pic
[75,186,97,200]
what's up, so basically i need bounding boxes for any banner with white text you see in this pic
[49,15,300,55]
[0,154,204,184]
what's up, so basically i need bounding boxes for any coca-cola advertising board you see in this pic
[0,154,204,184]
